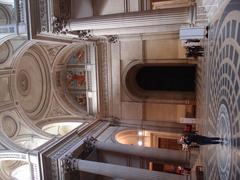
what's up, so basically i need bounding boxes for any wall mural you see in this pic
[66,48,87,108]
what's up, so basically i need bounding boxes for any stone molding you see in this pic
[0,151,28,161]
[96,41,110,117]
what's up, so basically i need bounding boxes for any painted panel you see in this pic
[66,48,87,107]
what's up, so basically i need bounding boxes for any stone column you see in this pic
[71,158,186,180]
[95,141,189,166]
[67,7,190,33]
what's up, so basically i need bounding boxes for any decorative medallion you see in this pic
[2,116,18,138]
[0,42,10,64]
[17,70,31,96]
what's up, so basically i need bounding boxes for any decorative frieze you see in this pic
[0,152,28,161]
[39,0,49,32]
[96,42,110,117]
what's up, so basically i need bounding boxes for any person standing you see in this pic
[178,132,223,146]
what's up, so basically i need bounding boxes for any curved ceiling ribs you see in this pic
[0,37,96,153]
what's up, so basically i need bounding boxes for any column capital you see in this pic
[78,137,97,159]
[63,155,76,172]
[52,17,69,34]
[107,35,119,43]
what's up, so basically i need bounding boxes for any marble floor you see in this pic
[199,0,240,179]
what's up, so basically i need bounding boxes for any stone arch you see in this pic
[13,134,48,150]
[52,43,89,115]
[41,121,83,136]
[122,60,196,104]
[0,110,52,151]
[35,117,88,128]
[114,128,181,148]
[0,160,29,180]
[0,40,13,64]
[0,4,11,25]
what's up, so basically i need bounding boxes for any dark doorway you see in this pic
[136,66,196,91]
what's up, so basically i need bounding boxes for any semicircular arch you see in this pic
[122,60,196,104]
[52,43,89,115]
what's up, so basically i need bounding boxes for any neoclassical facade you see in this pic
[0,0,239,180]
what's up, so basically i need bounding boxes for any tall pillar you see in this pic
[95,141,189,166]
[67,7,190,35]
[71,158,186,180]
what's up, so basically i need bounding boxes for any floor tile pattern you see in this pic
[202,0,240,180]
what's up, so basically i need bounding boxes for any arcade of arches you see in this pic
[0,0,240,180]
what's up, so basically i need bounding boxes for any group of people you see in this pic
[184,39,204,58]
[178,125,223,151]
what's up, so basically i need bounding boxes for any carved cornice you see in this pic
[0,151,28,161]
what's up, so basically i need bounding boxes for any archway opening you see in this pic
[115,129,182,150]
[136,66,196,91]
[0,160,30,180]
[125,63,196,103]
